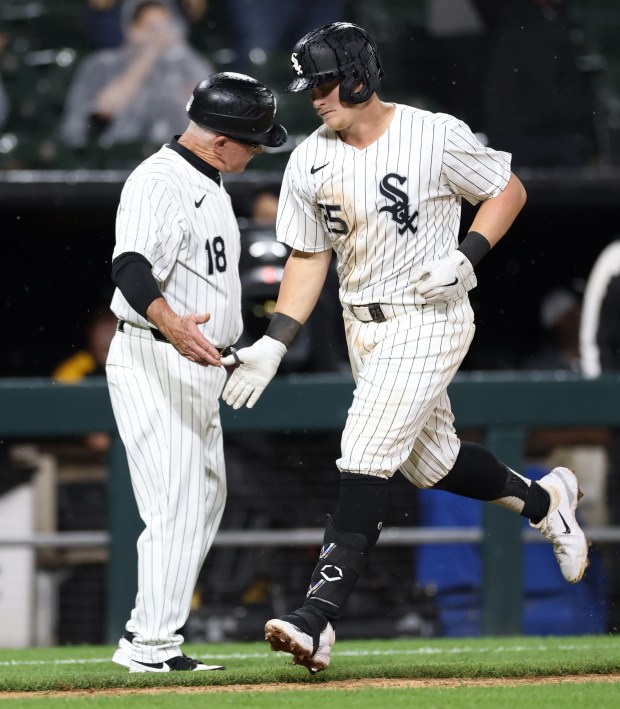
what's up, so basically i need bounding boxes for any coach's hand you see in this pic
[221,336,287,409]
[163,312,222,366]
[411,250,477,304]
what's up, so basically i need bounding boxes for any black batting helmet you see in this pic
[286,23,383,104]
[187,72,287,147]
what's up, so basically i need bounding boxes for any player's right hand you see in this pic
[221,336,287,409]
[164,312,222,366]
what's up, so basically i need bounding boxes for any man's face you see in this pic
[309,79,357,132]
[128,5,178,46]
[221,138,263,173]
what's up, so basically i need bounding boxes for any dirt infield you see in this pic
[2,674,620,699]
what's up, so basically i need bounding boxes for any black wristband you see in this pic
[457,231,491,268]
[265,312,301,348]
[111,252,162,319]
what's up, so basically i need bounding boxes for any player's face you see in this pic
[222,138,263,172]
[309,79,356,132]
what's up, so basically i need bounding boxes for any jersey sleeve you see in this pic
[113,174,186,284]
[275,158,331,253]
[440,118,512,205]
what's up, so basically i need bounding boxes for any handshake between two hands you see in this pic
[220,335,287,410]
[220,250,477,411]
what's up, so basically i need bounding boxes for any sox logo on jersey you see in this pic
[378,173,418,235]
[275,103,511,486]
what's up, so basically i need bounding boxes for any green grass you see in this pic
[0,635,619,696]
[3,684,620,708]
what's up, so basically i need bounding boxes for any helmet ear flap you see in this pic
[339,71,374,104]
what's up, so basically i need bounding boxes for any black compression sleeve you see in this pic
[265,312,302,347]
[111,252,162,319]
[457,231,491,268]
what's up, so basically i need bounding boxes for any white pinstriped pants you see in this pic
[106,326,227,664]
[338,298,476,486]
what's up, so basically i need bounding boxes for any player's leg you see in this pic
[264,472,388,673]
[402,392,589,583]
[265,306,474,671]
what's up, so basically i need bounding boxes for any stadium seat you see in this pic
[415,465,609,637]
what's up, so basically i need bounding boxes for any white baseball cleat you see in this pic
[112,631,134,668]
[531,466,589,583]
[129,655,225,673]
[265,618,335,674]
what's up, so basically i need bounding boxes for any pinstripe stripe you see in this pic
[111,145,242,348]
[107,330,227,662]
[275,102,509,484]
[339,303,474,483]
[106,139,237,664]
[277,104,510,308]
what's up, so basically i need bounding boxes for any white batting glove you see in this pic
[411,250,477,304]
[221,336,287,410]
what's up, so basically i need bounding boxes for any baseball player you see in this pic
[106,72,286,672]
[221,23,589,673]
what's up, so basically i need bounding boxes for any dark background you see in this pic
[1,0,620,376]
[2,170,619,377]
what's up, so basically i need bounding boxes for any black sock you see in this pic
[433,441,512,500]
[433,441,551,521]
[522,482,551,524]
[332,472,389,554]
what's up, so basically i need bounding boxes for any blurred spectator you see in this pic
[580,239,620,631]
[53,307,118,453]
[0,78,8,132]
[581,240,620,377]
[525,285,609,541]
[527,287,582,371]
[60,0,213,149]
[0,31,9,130]
[53,308,118,382]
[84,0,208,49]
[227,1,345,76]
[250,185,279,225]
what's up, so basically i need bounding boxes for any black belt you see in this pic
[118,319,236,357]
[118,319,169,343]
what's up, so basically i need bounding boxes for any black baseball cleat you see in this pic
[129,655,226,673]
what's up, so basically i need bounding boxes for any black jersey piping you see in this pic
[167,136,221,185]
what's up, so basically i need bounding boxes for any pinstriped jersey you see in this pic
[111,140,243,348]
[276,104,511,307]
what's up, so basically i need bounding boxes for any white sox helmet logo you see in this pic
[291,53,303,76]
